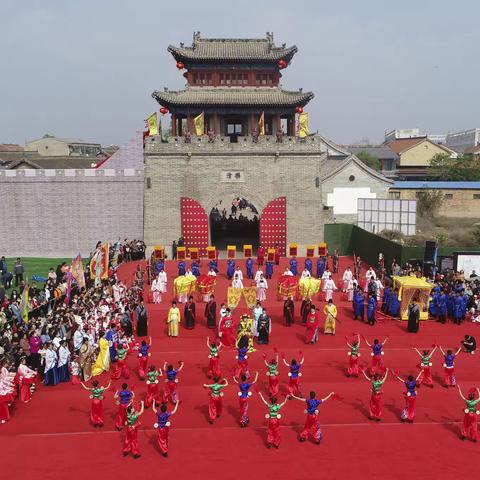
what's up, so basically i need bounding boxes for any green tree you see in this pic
[416,190,444,217]
[429,153,480,180]
[355,151,381,171]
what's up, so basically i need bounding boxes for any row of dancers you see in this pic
[78,334,480,458]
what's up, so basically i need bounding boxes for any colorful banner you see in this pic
[64,272,73,305]
[277,275,298,297]
[242,287,257,309]
[146,112,158,136]
[298,112,309,138]
[174,275,197,297]
[194,112,204,136]
[20,285,29,323]
[299,277,321,299]
[227,286,243,310]
[71,253,86,290]
[259,112,265,135]
[89,242,109,281]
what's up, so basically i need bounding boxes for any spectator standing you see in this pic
[14,258,24,287]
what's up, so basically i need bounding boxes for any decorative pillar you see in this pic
[172,114,177,136]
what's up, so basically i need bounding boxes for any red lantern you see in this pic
[160,107,169,115]
[176,61,185,69]
[295,106,303,114]
[278,59,287,69]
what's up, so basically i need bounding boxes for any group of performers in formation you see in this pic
[3,250,479,460]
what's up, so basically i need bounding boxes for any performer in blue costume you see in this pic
[289,257,298,276]
[178,260,186,277]
[233,372,258,427]
[227,259,235,280]
[305,258,313,275]
[265,261,274,279]
[191,261,200,277]
[316,257,325,279]
[367,294,377,325]
[381,286,391,313]
[246,257,254,279]
[353,288,365,321]
[388,288,400,317]
[105,324,118,363]
[208,259,218,273]
[437,289,447,323]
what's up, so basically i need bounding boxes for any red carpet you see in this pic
[2,257,479,480]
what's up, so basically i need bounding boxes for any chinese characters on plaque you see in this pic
[221,171,244,182]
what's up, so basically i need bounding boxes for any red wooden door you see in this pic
[181,197,209,255]
[260,197,287,255]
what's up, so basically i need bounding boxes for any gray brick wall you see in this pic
[0,169,144,257]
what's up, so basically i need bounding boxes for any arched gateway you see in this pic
[143,33,374,257]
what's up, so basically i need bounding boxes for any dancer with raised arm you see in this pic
[345,334,361,377]
[203,377,229,424]
[364,336,388,375]
[457,385,480,442]
[122,401,144,458]
[394,371,421,423]
[361,368,389,421]
[290,390,335,444]
[145,365,162,408]
[439,345,462,387]
[114,383,134,430]
[283,352,305,397]
[153,400,179,457]
[263,351,280,398]
[258,391,288,449]
[163,361,184,404]
[413,345,437,388]
[81,379,111,427]
[137,336,152,380]
[207,337,222,379]
[233,372,258,427]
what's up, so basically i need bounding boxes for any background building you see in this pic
[446,128,480,153]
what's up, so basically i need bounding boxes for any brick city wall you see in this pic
[144,135,330,256]
[0,168,144,257]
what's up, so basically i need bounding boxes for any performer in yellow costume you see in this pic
[323,299,338,335]
[167,301,181,337]
[92,332,110,376]
[237,314,255,351]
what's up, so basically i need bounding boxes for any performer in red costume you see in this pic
[394,371,421,423]
[290,390,335,444]
[206,337,222,378]
[163,361,184,404]
[122,401,144,458]
[361,368,389,421]
[413,345,437,388]
[258,391,288,449]
[145,365,162,408]
[81,379,111,427]
[218,309,236,347]
[345,334,361,377]
[363,336,388,375]
[233,372,258,427]
[257,245,265,266]
[17,357,36,403]
[153,400,179,457]
[111,342,130,380]
[114,383,135,430]
[274,244,281,265]
[305,305,321,344]
[137,336,152,380]
[203,377,229,424]
[263,351,280,398]
[458,385,480,442]
[439,345,462,387]
[282,352,304,397]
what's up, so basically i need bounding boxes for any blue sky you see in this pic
[1,0,479,146]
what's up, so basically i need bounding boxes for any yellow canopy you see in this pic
[392,275,432,320]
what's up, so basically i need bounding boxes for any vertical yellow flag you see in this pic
[258,112,265,135]
[194,112,204,136]
[298,112,309,138]
[146,112,158,136]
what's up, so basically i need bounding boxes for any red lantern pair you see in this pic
[295,106,303,114]
[160,107,169,115]
[176,61,185,69]
[278,59,287,69]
